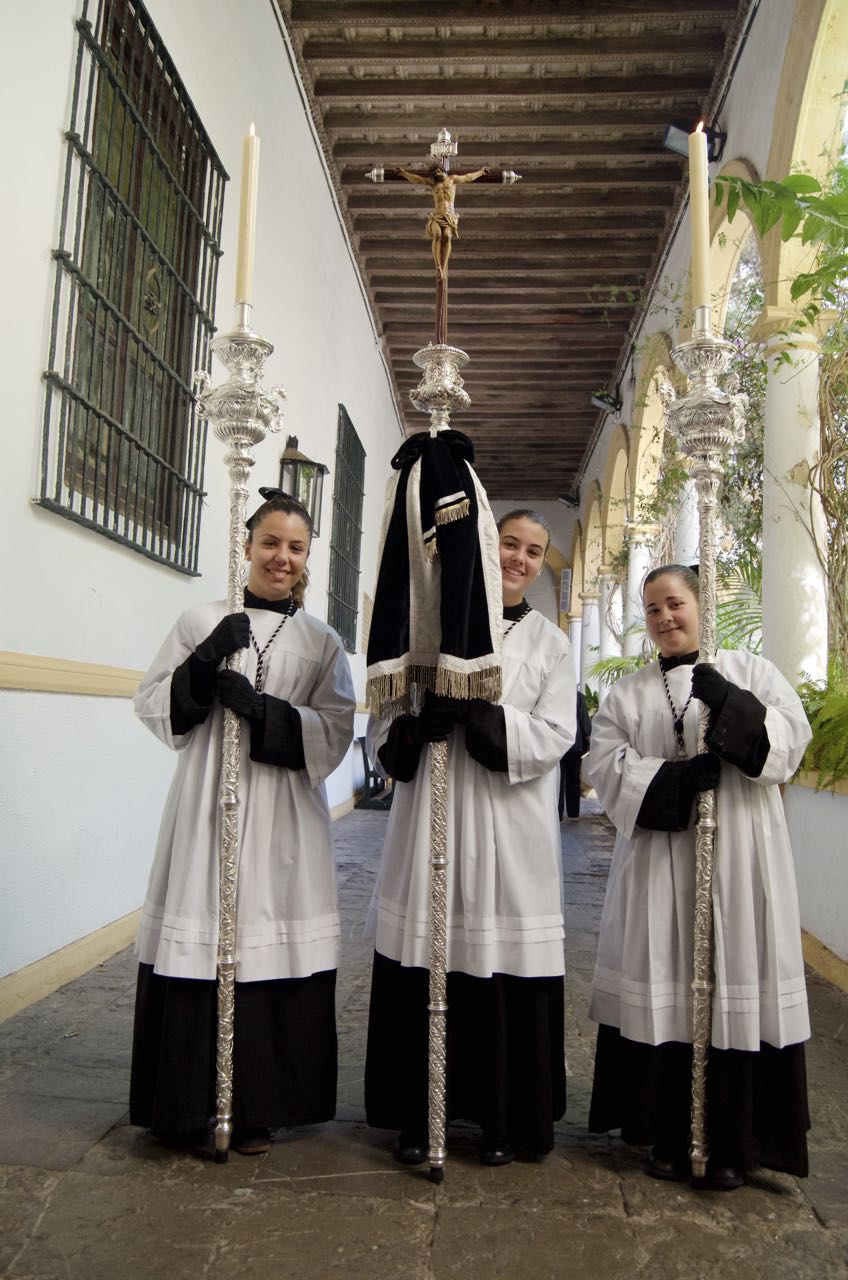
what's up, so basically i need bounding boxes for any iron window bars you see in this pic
[39,0,226,573]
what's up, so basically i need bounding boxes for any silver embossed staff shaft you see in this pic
[664,305,746,1179]
[195,301,285,1162]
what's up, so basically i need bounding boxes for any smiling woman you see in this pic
[246,497,312,605]
[498,510,551,607]
[584,562,813,1189]
[129,488,355,1159]
[363,506,577,1167]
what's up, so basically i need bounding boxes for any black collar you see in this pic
[244,587,295,615]
[503,600,531,620]
[659,650,699,671]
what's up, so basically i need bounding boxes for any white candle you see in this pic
[688,122,711,312]
[234,123,260,305]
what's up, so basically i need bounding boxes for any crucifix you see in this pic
[366,129,521,344]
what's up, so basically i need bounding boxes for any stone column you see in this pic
[567,612,583,684]
[673,477,700,566]
[752,309,828,683]
[623,524,659,654]
[579,591,600,694]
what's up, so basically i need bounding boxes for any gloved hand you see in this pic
[681,752,721,793]
[217,670,265,720]
[691,663,730,712]
[196,613,250,665]
[410,699,454,745]
[424,692,472,727]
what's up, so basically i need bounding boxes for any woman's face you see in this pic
[498,517,548,606]
[643,573,700,657]
[245,510,310,601]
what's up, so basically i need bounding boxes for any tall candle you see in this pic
[688,122,711,312]
[234,123,260,305]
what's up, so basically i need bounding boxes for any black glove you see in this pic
[681,752,721,793]
[691,663,730,713]
[217,670,265,721]
[410,700,454,745]
[196,613,250,665]
[424,693,472,726]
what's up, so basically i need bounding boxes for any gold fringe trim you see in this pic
[434,498,470,526]
[435,665,502,703]
[367,662,502,716]
[367,664,436,716]
[425,538,439,562]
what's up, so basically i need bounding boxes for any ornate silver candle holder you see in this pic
[194,302,286,1162]
[409,342,471,433]
[663,311,746,1179]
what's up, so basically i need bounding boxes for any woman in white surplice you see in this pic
[130,491,354,1157]
[364,510,576,1165]
[586,563,811,1188]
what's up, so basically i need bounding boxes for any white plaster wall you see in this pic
[0,690,174,976]
[784,785,848,962]
[0,0,400,975]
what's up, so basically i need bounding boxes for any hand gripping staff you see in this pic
[194,301,286,1161]
[366,420,502,1184]
[662,303,747,1179]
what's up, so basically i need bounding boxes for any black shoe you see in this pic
[480,1142,515,1167]
[395,1131,428,1165]
[708,1163,745,1190]
[645,1145,687,1181]
[232,1127,272,1155]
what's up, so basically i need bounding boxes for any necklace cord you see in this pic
[659,660,694,759]
[250,597,296,692]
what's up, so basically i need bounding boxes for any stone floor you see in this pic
[1,802,846,1279]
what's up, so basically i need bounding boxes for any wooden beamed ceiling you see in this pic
[281,0,751,498]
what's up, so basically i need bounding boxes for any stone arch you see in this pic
[582,481,604,589]
[630,330,676,522]
[711,157,764,335]
[569,522,584,615]
[761,0,848,312]
[600,424,630,565]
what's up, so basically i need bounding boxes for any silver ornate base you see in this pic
[410,343,471,430]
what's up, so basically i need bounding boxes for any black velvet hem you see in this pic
[170,655,215,736]
[130,964,337,1134]
[636,760,694,831]
[588,1024,810,1176]
[706,682,770,776]
[464,701,508,772]
[364,952,566,1153]
[249,695,306,768]
[377,715,422,782]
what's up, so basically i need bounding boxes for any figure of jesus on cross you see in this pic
[367,129,521,344]
[392,162,490,281]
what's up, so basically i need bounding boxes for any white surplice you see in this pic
[366,610,576,978]
[585,650,811,1052]
[134,602,355,982]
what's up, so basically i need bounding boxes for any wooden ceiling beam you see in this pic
[291,1,738,26]
[304,33,724,62]
[323,106,703,130]
[314,73,712,98]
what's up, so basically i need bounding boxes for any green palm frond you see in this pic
[716,556,763,652]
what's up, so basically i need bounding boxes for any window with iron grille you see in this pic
[327,406,365,651]
[39,0,226,573]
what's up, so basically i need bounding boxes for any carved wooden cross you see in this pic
[366,129,521,344]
